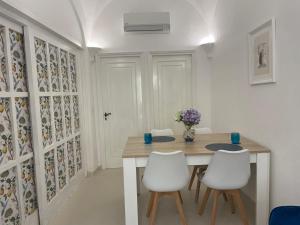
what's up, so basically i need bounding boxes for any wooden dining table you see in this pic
[122,133,270,225]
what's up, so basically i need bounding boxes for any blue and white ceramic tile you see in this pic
[57,144,66,189]
[53,96,63,141]
[60,49,69,92]
[49,44,60,92]
[44,150,56,202]
[69,53,77,92]
[40,97,52,147]
[0,168,21,225]
[15,97,33,156]
[0,26,8,92]
[75,136,82,171]
[64,96,71,137]
[34,38,49,92]
[0,98,14,166]
[67,140,75,178]
[9,29,27,92]
[21,158,37,216]
[73,96,79,132]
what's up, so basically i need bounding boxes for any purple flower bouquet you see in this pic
[175,108,201,142]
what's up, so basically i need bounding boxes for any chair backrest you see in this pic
[269,206,300,225]
[194,127,212,134]
[151,128,174,136]
[143,151,189,192]
[202,150,250,190]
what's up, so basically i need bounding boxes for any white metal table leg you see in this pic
[256,153,270,225]
[123,158,139,225]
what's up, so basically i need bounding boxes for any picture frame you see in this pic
[248,18,276,85]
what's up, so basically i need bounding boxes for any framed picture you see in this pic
[248,18,276,85]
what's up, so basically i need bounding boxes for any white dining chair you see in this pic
[194,127,212,134]
[198,149,250,225]
[143,151,189,225]
[188,127,212,199]
[151,128,174,137]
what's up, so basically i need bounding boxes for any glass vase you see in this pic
[183,128,195,142]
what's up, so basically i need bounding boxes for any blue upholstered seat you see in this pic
[269,206,300,225]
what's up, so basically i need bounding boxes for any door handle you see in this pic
[104,112,112,120]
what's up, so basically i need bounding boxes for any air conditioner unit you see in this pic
[124,12,170,34]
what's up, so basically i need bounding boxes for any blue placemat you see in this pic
[152,136,176,142]
[205,143,243,151]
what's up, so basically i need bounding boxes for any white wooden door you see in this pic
[100,57,143,168]
[152,55,192,134]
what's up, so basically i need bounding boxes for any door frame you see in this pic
[92,50,198,169]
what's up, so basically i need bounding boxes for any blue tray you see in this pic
[205,143,243,151]
[152,136,176,142]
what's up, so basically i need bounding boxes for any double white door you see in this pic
[152,55,192,134]
[98,54,192,168]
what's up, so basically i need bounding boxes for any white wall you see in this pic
[193,47,212,129]
[211,0,300,208]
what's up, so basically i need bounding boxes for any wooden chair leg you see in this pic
[147,192,155,217]
[178,191,183,204]
[210,190,221,225]
[174,192,188,225]
[198,187,211,215]
[232,190,249,225]
[188,166,199,190]
[149,192,160,225]
[195,179,201,202]
[228,194,236,214]
[223,193,228,202]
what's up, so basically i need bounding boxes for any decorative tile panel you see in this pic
[67,140,75,179]
[75,136,82,171]
[0,98,14,166]
[44,150,56,202]
[0,168,21,225]
[34,38,49,92]
[40,97,52,147]
[53,96,63,141]
[57,144,66,189]
[0,26,8,92]
[60,49,69,92]
[21,158,37,216]
[49,44,60,92]
[9,29,27,92]
[73,96,79,132]
[64,96,71,137]
[15,97,33,156]
[69,53,77,92]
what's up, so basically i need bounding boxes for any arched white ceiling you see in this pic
[186,0,219,27]
[77,0,219,52]
[2,0,219,50]
[2,0,84,47]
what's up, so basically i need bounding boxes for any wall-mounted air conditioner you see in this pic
[124,12,170,34]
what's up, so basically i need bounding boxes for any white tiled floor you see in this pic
[49,168,254,225]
